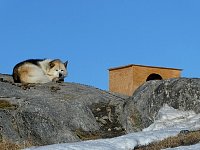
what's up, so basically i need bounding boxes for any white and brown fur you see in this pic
[12,59,68,84]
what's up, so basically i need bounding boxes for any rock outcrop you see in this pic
[123,78,200,132]
[1,73,200,148]
[0,74,129,147]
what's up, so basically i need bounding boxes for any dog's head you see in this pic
[48,59,68,81]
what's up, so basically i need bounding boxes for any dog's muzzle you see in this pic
[59,73,63,78]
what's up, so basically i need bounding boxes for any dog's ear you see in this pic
[64,61,68,68]
[49,61,55,68]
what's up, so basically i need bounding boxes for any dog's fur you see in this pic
[12,59,68,84]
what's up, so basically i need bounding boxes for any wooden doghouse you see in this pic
[109,64,182,96]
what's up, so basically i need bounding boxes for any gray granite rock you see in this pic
[2,73,200,147]
[0,74,129,146]
[125,78,200,130]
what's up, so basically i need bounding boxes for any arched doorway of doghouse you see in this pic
[146,73,163,81]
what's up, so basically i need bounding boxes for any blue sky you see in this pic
[0,1,200,90]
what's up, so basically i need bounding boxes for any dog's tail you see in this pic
[12,66,21,83]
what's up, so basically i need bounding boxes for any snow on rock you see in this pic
[24,104,200,150]
[144,104,200,131]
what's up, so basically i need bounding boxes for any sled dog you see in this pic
[13,59,68,84]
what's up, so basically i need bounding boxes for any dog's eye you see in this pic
[61,70,64,72]
[56,70,58,71]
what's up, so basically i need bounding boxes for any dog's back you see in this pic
[13,59,48,83]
